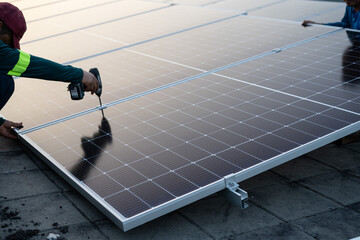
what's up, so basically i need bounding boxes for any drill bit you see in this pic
[99,97,105,117]
[98,96,103,108]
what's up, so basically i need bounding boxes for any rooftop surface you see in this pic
[1,135,360,239]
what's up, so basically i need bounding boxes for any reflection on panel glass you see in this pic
[26,74,360,220]
[67,115,113,181]
[217,30,360,114]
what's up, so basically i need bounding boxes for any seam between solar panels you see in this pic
[63,13,245,65]
[19,28,344,135]
[26,0,121,23]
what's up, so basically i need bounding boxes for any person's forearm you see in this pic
[323,22,347,27]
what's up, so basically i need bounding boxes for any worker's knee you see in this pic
[0,75,15,110]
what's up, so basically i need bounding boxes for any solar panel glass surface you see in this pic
[5,0,360,232]
[217,30,360,114]
[24,73,360,226]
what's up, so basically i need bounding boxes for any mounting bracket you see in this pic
[221,174,249,209]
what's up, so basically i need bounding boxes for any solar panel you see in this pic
[5,0,360,232]
[22,73,360,230]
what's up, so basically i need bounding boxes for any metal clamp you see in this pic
[221,174,249,209]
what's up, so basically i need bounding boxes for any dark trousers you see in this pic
[0,75,14,110]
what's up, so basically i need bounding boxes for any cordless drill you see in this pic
[68,68,103,107]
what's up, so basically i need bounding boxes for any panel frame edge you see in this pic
[18,134,225,231]
[234,122,360,183]
[18,121,360,231]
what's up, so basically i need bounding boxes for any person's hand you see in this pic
[0,120,23,139]
[302,20,316,27]
[81,70,99,95]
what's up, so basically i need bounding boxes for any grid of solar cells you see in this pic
[3,50,201,129]
[131,17,335,71]
[25,73,360,220]
[249,1,344,21]
[217,30,360,114]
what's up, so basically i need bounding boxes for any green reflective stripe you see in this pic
[8,50,30,77]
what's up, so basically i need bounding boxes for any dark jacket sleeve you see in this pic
[0,40,83,83]
[22,55,83,82]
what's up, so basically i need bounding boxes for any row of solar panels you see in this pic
[4,0,359,231]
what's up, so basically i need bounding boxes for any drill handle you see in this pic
[89,68,102,97]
